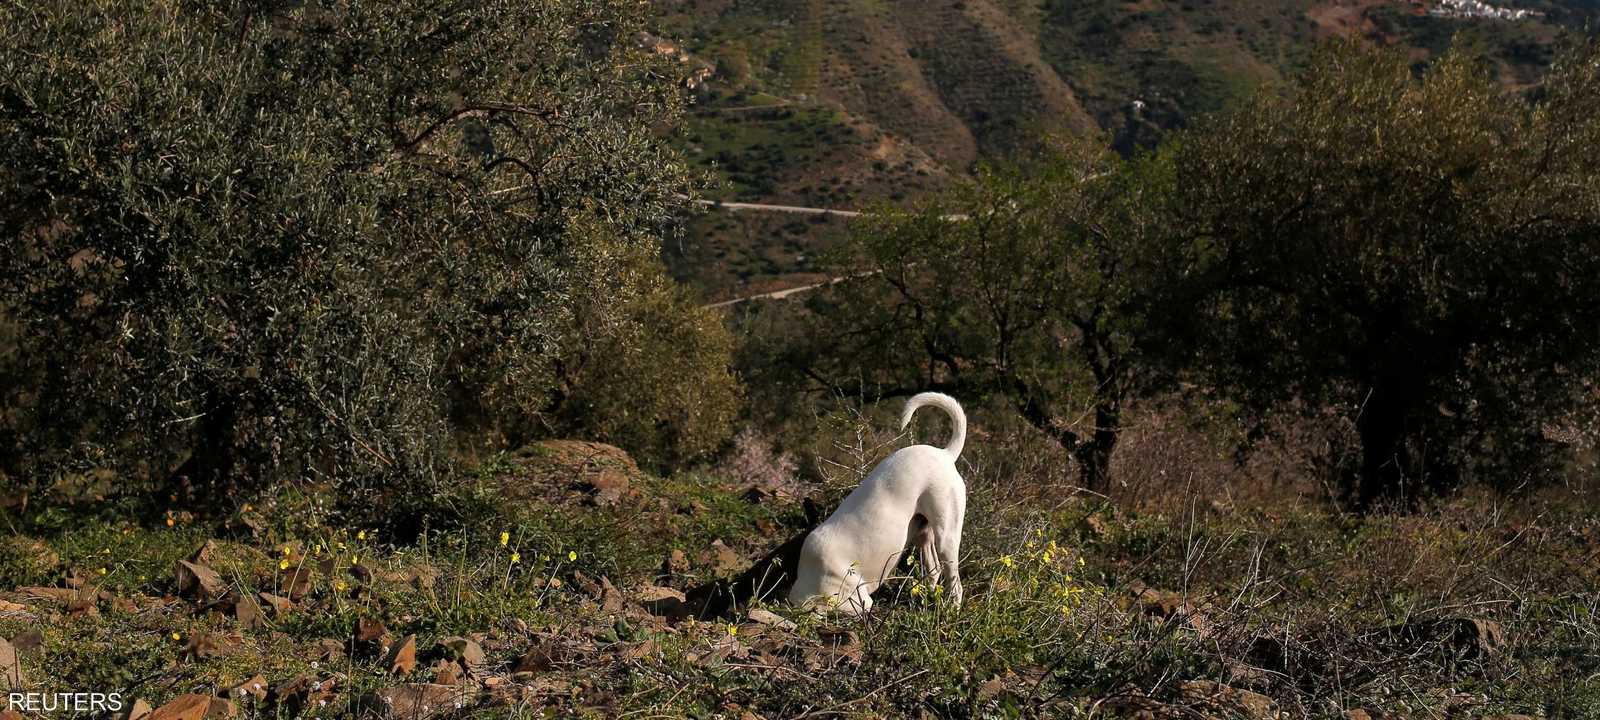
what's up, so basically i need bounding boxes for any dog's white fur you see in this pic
[789,393,968,615]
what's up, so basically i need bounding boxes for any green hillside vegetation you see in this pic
[659,0,1597,295]
[3,2,1600,718]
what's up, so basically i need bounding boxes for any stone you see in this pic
[437,636,486,671]
[663,549,690,576]
[386,634,418,676]
[746,608,797,631]
[0,636,20,689]
[257,592,293,615]
[145,694,211,720]
[225,674,268,702]
[636,585,686,603]
[231,595,263,630]
[125,698,153,720]
[174,561,225,600]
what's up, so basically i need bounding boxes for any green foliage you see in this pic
[0,0,737,509]
[1166,38,1600,507]
[778,136,1175,489]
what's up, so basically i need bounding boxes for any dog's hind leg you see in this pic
[933,512,964,606]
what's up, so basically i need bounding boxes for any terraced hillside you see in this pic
[658,0,1599,300]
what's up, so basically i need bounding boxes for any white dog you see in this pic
[789,392,968,615]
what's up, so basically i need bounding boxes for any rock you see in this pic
[709,539,741,574]
[315,638,345,662]
[175,561,226,600]
[191,540,221,565]
[636,585,687,603]
[280,568,314,601]
[225,674,268,702]
[437,636,486,672]
[257,592,293,615]
[386,634,418,676]
[364,684,468,719]
[587,470,630,506]
[145,694,212,720]
[354,616,391,657]
[598,576,625,614]
[429,659,461,686]
[747,608,797,631]
[663,549,690,576]
[977,672,1014,701]
[205,697,237,718]
[183,632,230,660]
[231,595,263,630]
[271,674,338,716]
[1178,680,1276,720]
[0,636,21,689]
[125,698,153,720]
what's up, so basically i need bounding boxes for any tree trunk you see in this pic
[1074,402,1121,493]
[1354,381,1414,511]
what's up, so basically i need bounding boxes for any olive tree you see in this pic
[1167,39,1600,508]
[0,0,737,508]
[785,138,1175,491]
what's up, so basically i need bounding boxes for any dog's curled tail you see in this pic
[900,392,967,459]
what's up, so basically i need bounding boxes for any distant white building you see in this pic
[1428,0,1539,20]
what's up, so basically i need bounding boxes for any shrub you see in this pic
[0,0,735,511]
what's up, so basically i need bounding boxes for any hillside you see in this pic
[656,0,1599,300]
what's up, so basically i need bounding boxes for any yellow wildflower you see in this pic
[171,632,181,641]
[357,530,366,541]
[279,559,289,571]
[1000,555,1014,568]
[499,531,510,547]
[98,567,107,576]
[567,550,577,562]
[1042,551,1054,564]
[727,624,738,637]
[350,555,360,566]
[282,546,291,557]
[510,552,521,564]
[910,584,924,597]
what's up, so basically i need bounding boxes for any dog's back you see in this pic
[790,394,968,614]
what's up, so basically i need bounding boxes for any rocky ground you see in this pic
[0,435,1596,718]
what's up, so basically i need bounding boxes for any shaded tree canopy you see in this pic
[0,0,738,508]
[766,137,1175,491]
[1166,39,1600,508]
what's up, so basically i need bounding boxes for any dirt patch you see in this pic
[494,441,645,509]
